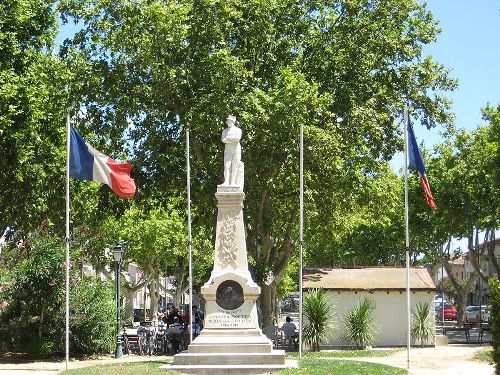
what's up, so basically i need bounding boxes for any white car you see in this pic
[464,305,490,323]
[434,299,447,310]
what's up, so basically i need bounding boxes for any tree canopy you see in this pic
[56,0,456,324]
[0,0,461,327]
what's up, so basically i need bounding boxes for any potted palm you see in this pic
[302,288,335,351]
[411,301,435,347]
[342,298,379,349]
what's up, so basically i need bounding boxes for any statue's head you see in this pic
[226,115,237,127]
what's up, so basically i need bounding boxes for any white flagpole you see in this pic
[403,106,411,370]
[298,122,304,358]
[65,113,71,370]
[186,128,193,344]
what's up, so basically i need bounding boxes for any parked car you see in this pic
[435,304,457,321]
[464,305,490,323]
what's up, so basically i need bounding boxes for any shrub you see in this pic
[410,301,435,347]
[0,232,116,357]
[0,234,66,356]
[303,288,334,351]
[488,276,500,374]
[342,298,379,349]
[70,278,116,355]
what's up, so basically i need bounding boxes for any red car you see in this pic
[435,304,457,321]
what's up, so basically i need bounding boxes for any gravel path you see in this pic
[339,344,495,375]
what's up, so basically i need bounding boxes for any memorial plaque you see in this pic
[216,280,244,310]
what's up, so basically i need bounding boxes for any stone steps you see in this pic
[162,358,298,374]
[173,351,285,366]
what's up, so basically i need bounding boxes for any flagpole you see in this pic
[403,106,411,370]
[186,128,193,343]
[65,112,71,370]
[298,122,304,358]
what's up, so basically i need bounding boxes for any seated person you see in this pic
[167,307,183,326]
[167,316,184,353]
[281,316,298,343]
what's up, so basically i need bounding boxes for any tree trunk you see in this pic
[260,282,276,327]
[123,288,135,321]
[148,280,158,321]
[441,255,476,325]
[38,301,46,346]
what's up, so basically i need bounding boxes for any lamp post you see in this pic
[112,242,124,358]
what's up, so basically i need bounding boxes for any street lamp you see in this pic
[112,241,125,358]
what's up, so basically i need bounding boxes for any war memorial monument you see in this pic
[165,116,296,373]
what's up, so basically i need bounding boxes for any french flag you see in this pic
[408,119,436,210]
[69,127,136,199]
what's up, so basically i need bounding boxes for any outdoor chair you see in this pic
[123,328,143,355]
[262,324,282,347]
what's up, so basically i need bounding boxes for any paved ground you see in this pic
[0,345,494,374]
[340,344,495,375]
[0,354,171,375]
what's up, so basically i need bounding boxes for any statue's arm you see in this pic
[221,129,229,143]
[225,128,242,142]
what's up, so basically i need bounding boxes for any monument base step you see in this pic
[173,351,285,366]
[188,342,272,353]
[162,359,298,374]
[188,330,273,353]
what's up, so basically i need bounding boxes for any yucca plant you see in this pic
[411,301,435,347]
[303,288,335,351]
[342,298,378,349]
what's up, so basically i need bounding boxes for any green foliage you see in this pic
[412,116,500,259]
[342,298,379,349]
[0,0,72,231]
[276,257,299,299]
[410,301,435,347]
[58,0,456,325]
[0,230,116,357]
[472,349,493,364]
[306,163,405,267]
[488,276,500,373]
[102,202,213,290]
[303,289,334,352]
[70,278,116,355]
[0,232,66,356]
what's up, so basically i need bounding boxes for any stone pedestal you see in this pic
[164,186,296,374]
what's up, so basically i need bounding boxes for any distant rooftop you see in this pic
[303,267,436,291]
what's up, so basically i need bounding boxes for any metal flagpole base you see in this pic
[115,335,123,358]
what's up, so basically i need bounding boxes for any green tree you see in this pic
[0,229,66,356]
[99,202,213,319]
[306,162,405,267]
[59,0,456,325]
[0,0,72,231]
[488,276,500,373]
[409,111,499,323]
[0,227,117,357]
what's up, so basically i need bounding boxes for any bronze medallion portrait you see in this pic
[216,280,244,310]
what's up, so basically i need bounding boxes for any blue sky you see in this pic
[389,1,500,171]
[424,0,500,131]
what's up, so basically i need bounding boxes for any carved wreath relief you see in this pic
[218,213,238,268]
